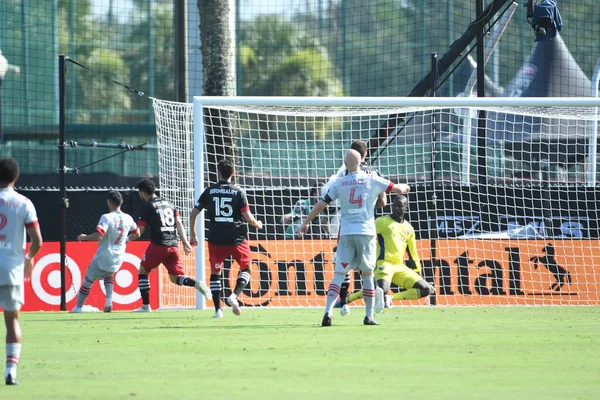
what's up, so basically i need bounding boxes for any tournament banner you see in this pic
[207,239,600,307]
[22,241,159,312]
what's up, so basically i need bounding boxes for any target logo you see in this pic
[99,253,142,304]
[31,253,82,305]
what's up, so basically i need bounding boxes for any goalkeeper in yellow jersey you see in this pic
[346,195,434,311]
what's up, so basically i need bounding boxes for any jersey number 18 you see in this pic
[156,208,175,227]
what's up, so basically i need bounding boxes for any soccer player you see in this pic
[0,157,42,385]
[299,150,410,326]
[135,178,211,312]
[345,195,434,310]
[190,159,263,318]
[325,140,386,316]
[71,191,140,313]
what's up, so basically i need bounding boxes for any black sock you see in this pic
[138,274,150,305]
[210,274,222,311]
[176,276,196,287]
[339,273,351,305]
[233,269,251,297]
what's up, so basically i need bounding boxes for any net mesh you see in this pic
[153,99,197,308]
[153,97,600,307]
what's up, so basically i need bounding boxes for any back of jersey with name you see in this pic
[94,211,137,271]
[197,181,249,245]
[326,170,391,236]
[138,197,179,247]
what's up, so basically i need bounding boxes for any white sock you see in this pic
[362,275,376,318]
[6,343,21,379]
[324,273,345,314]
[104,276,114,305]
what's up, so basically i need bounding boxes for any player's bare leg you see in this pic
[4,311,21,385]
[227,269,251,316]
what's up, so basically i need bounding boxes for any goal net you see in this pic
[153,96,600,308]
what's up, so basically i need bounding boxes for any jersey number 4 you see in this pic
[349,189,363,208]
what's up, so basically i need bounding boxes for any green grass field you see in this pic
[2,307,599,399]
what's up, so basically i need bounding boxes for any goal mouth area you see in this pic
[150,96,600,308]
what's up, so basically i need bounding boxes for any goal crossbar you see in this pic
[194,96,600,108]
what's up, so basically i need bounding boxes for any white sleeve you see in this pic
[128,215,139,234]
[326,181,340,202]
[372,175,393,194]
[321,166,346,198]
[96,214,109,235]
[23,199,38,227]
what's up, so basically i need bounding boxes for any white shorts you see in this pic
[334,235,376,274]
[0,285,24,312]
[85,258,117,282]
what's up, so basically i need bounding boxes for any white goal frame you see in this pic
[186,96,600,308]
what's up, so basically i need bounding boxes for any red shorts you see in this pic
[140,243,185,276]
[209,240,252,274]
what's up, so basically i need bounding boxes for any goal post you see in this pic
[153,96,600,308]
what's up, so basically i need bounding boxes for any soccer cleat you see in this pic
[384,294,394,309]
[195,281,213,300]
[213,309,224,319]
[321,313,332,327]
[133,305,151,312]
[226,295,241,316]
[363,316,380,326]
[340,304,350,316]
[70,306,83,313]
[5,374,18,385]
[103,304,112,313]
[375,287,385,313]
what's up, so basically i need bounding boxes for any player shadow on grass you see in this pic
[156,323,309,330]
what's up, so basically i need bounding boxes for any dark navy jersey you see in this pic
[359,164,380,177]
[195,181,250,245]
[138,197,180,247]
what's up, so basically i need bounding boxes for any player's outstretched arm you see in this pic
[375,192,387,208]
[128,228,141,242]
[175,215,193,255]
[298,200,328,237]
[25,223,43,280]
[243,210,263,230]
[77,231,102,242]
[189,207,201,246]
[406,233,421,275]
[390,183,410,194]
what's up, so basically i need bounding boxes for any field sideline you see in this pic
[2,307,599,399]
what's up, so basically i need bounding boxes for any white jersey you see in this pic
[92,211,138,273]
[0,187,39,285]
[324,170,393,236]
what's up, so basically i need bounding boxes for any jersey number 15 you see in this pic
[213,197,233,217]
